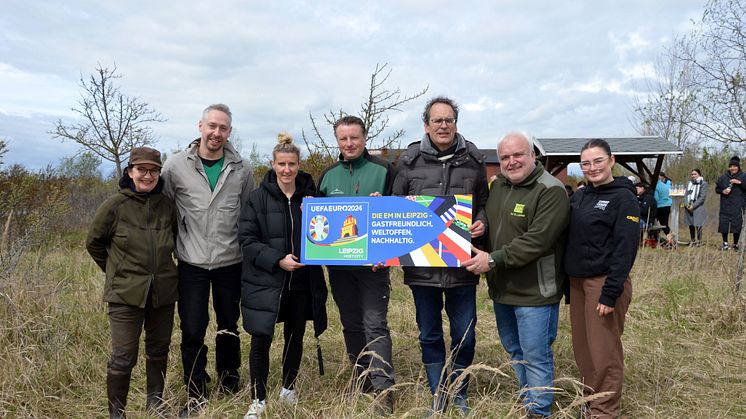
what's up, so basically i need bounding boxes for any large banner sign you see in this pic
[301,195,473,267]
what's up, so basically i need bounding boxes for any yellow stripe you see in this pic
[421,244,447,267]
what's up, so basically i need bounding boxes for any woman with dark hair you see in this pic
[564,139,639,418]
[654,172,673,244]
[239,133,327,419]
[685,169,708,245]
[86,147,178,418]
[715,156,746,250]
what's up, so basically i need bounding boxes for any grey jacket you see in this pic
[392,133,489,288]
[163,140,254,269]
[685,178,708,227]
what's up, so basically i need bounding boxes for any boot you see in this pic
[423,362,447,414]
[107,372,131,419]
[450,363,471,416]
[146,357,168,416]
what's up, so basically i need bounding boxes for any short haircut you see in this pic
[333,115,368,138]
[422,96,459,124]
[581,138,612,156]
[496,131,535,156]
[273,132,300,160]
[202,103,232,126]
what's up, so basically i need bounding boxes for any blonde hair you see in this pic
[273,132,301,160]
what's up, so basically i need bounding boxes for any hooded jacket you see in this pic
[715,170,746,225]
[564,176,640,307]
[238,169,328,339]
[392,133,489,288]
[86,174,178,308]
[637,187,657,225]
[162,140,254,269]
[485,162,569,306]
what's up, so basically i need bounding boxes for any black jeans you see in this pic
[178,261,242,396]
[328,268,395,390]
[249,290,309,400]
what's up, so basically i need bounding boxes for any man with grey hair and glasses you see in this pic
[392,96,488,415]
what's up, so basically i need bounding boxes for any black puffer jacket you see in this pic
[238,170,328,338]
[392,133,489,288]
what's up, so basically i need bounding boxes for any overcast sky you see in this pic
[1,0,706,172]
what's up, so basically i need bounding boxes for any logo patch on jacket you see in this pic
[330,188,344,195]
[627,215,640,223]
[511,203,526,217]
[594,200,610,210]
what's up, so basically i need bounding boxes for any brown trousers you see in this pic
[570,275,632,419]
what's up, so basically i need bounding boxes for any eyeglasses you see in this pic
[429,117,457,126]
[579,157,609,171]
[134,166,161,177]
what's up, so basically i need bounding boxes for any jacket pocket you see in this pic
[536,254,557,298]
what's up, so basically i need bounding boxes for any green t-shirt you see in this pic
[201,156,225,191]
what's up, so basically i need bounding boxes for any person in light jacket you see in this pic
[685,168,708,245]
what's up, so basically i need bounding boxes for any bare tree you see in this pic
[631,37,699,150]
[51,64,165,178]
[302,63,428,160]
[682,0,746,144]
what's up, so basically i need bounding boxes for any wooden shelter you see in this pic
[481,136,683,185]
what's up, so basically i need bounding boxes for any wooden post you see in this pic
[736,209,745,293]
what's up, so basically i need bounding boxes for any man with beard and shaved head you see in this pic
[464,131,569,418]
[162,104,254,417]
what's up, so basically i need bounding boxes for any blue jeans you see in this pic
[493,302,559,417]
[410,284,476,367]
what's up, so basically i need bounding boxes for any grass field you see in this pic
[1,234,745,418]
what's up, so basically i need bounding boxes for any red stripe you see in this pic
[385,257,401,266]
[437,232,470,261]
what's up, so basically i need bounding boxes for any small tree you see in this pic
[631,37,699,151]
[302,63,428,161]
[57,151,102,179]
[682,0,746,144]
[51,64,165,178]
[0,138,7,166]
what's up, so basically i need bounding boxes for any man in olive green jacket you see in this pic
[464,131,569,418]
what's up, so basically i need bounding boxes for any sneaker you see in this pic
[243,399,266,419]
[734,244,740,251]
[723,242,730,251]
[178,397,206,418]
[279,387,298,405]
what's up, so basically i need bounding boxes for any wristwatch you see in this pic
[488,256,496,270]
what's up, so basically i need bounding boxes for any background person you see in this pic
[239,133,327,418]
[685,168,708,246]
[86,147,178,418]
[654,172,673,244]
[565,139,639,419]
[715,156,746,250]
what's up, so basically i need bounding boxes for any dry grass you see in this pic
[1,235,745,418]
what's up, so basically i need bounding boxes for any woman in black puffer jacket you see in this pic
[238,133,327,418]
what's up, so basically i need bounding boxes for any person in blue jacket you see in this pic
[654,172,673,244]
